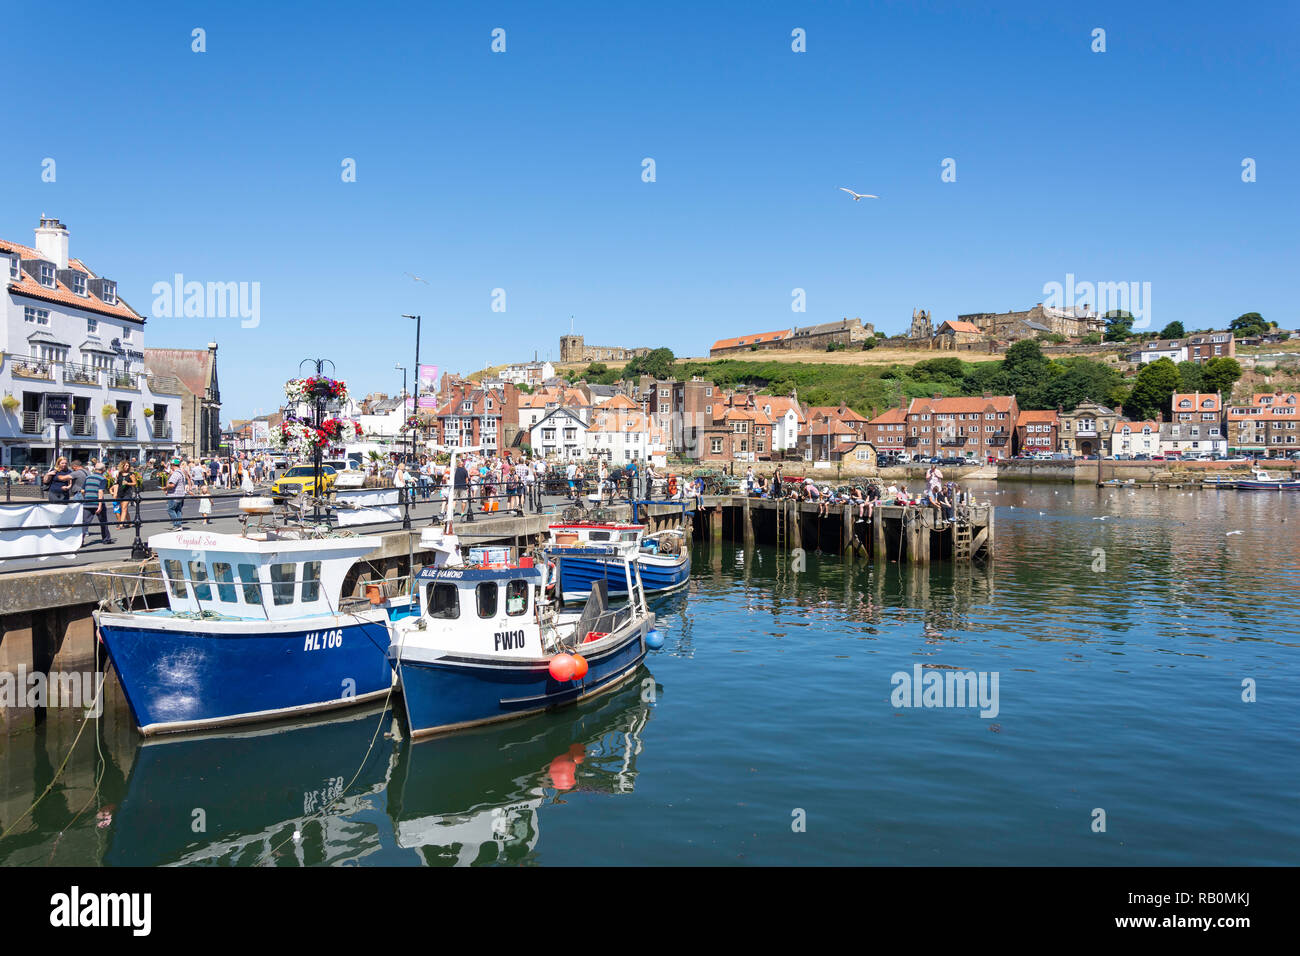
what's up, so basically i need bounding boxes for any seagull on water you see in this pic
[838,187,878,201]
[1226,530,1244,536]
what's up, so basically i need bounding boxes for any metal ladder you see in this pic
[774,499,786,552]
[953,522,972,560]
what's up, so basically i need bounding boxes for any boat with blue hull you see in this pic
[390,539,657,738]
[1233,468,1300,490]
[547,522,689,601]
[92,526,415,736]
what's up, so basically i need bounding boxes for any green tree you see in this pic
[1124,358,1181,419]
[623,347,675,381]
[1202,356,1243,396]
[912,357,966,383]
[585,362,609,377]
[861,338,877,350]
[1158,321,1185,338]
[1229,313,1268,338]
[1105,311,1135,341]
[1000,340,1053,405]
[1039,357,1127,411]
[1176,360,1206,393]
[1080,332,1103,345]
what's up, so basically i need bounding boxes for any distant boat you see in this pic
[1234,468,1300,491]
[546,522,690,602]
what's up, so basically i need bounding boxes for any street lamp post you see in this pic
[297,357,335,525]
[403,314,421,462]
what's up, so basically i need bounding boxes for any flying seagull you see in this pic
[404,272,429,284]
[838,187,878,201]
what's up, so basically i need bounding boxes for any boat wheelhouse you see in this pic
[92,528,410,736]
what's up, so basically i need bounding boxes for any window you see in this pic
[238,564,262,604]
[426,583,460,619]
[7,257,18,281]
[271,563,297,605]
[164,559,187,599]
[87,318,98,334]
[100,281,117,304]
[24,307,50,325]
[476,582,499,618]
[39,262,55,287]
[71,273,87,296]
[121,327,132,341]
[301,561,322,602]
[189,561,212,601]
[711,438,723,453]
[506,580,528,616]
[212,563,238,603]
[705,405,712,415]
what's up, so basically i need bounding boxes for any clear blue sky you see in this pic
[4,0,1296,420]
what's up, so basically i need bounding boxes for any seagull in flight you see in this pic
[1226,530,1244,536]
[838,187,878,201]
[404,272,429,284]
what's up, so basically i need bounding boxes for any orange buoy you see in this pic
[572,654,589,679]
[548,654,576,681]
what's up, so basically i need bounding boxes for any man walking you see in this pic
[166,457,188,529]
[81,462,114,546]
[453,457,470,518]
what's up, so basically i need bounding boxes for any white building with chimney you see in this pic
[1,217,181,468]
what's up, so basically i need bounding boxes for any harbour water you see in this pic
[2,482,1296,865]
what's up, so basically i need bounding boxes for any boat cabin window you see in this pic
[163,559,187,599]
[588,531,611,541]
[477,581,499,618]
[621,531,639,542]
[301,561,322,602]
[506,580,528,616]
[426,583,459,619]
[238,564,262,605]
[212,563,238,603]
[189,561,212,601]
[271,563,296,606]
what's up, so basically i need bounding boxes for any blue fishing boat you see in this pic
[1234,468,1300,490]
[546,522,690,601]
[91,524,418,736]
[389,538,658,738]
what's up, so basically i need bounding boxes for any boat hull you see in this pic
[95,612,396,736]
[1234,481,1300,490]
[558,552,690,601]
[394,619,650,738]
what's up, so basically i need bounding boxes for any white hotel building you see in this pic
[1,218,181,468]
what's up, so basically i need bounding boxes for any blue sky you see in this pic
[4,0,1296,419]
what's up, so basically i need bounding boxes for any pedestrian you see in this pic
[453,457,470,517]
[68,460,88,502]
[112,459,138,528]
[166,457,187,529]
[80,462,114,546]
[44,457,74,503]
[197,470,213,524]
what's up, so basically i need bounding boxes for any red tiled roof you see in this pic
[711,329,791,351]
[908,396,1015,415]
[1,239,144,322]
[939,320,982,334]
[1016,409,1058,425]
[868,407,907,425]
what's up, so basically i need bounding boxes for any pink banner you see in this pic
[418,364,439,389]
[418,396,437,409]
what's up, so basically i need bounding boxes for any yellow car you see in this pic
[271,464,337,499]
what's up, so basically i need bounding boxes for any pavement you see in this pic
[0,485,615,575]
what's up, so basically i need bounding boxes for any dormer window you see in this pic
[39,262,56,288]
[8,256,19,282]
[71,273,87,296]
[100,281,117,305]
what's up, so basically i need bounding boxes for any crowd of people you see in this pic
[740,463,970,525]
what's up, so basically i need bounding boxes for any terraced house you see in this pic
[905,395,1018,461]
[1,217,181,467]
[1227,392,1299,457]
[433,380,519,452]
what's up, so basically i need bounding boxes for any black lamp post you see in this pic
[402,314,421,462]
[297,358,336,524]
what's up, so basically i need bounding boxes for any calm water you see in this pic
[2,482,1297,866]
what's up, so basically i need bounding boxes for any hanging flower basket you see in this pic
[318,417,359,444]
[101,404,118,418]
[142,406,154,418]
[285,376,349,406]
[1,395,18,413]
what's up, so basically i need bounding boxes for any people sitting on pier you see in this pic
[850,486,867,519]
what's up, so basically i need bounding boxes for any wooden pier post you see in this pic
[842,505,854,564]
[873,507,885,562]
[743,496,755,547]
[789,502,802,553]
[710,505,723,546]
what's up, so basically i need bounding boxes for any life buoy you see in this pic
[667,476,678,496]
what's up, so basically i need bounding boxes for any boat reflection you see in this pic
[105,703,397,866]
[388,669,656,865]
[103,667,659,866]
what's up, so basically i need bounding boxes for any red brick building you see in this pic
[1014,409,1059,455]
[864,404,908,457]
[433,381,519,452]
[701,399,773,462]
[905,394,1018,460]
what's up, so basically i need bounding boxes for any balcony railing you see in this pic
[20,411,41,434]
[988,435,1009,446]
[70,414,94,437]
[115,419,138,439]
[940,437,968,447]
[10,355,54,380]
[904,437,921,446]
[150,421,173,439]
[108,371,140,389]
[62,363,102,386]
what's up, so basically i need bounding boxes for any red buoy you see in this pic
[548,654,576,682]
[571,654,589,679]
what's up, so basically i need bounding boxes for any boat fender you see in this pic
[645,628,665,650]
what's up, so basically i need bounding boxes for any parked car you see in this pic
[270,464,338,499]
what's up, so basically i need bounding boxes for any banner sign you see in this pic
[418,365,439,389]
[45,394,72,425]
[0,503,86,559]
[418,396,438,409]
[333,489,402,527]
